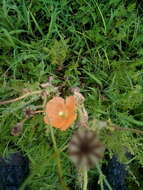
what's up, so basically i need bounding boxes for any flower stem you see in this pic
[83,167,88,190]
[50,126,58,150]
[49,126,68,190]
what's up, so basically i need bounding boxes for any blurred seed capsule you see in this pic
[69,129,105,169]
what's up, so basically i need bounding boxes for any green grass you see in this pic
[0,0,143,189]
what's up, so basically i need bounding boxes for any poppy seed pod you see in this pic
[69,129,105,169]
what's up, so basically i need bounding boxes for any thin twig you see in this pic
[113,125,143,135]
[33,110,44,114]
[95,120,143,135]
[0,90,42,105]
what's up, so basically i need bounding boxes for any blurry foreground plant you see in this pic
[69,129,105,169]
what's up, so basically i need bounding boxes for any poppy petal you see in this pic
[44,96,77,130]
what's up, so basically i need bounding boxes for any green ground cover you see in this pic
[0,0,143,189]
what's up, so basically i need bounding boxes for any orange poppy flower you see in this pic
[44,96,77,130]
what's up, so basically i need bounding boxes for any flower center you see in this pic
[58,111,65,117]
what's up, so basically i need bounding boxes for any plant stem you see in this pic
[96,162,112,190]
[113,125,143,135]
[42,90,48,107]
[83,167,88,190]
[50,126,58,150]
[0,90,42,105]
[49,126,68,190]
[33,110,44,114]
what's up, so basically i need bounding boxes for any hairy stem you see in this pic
[49,126,68,190]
